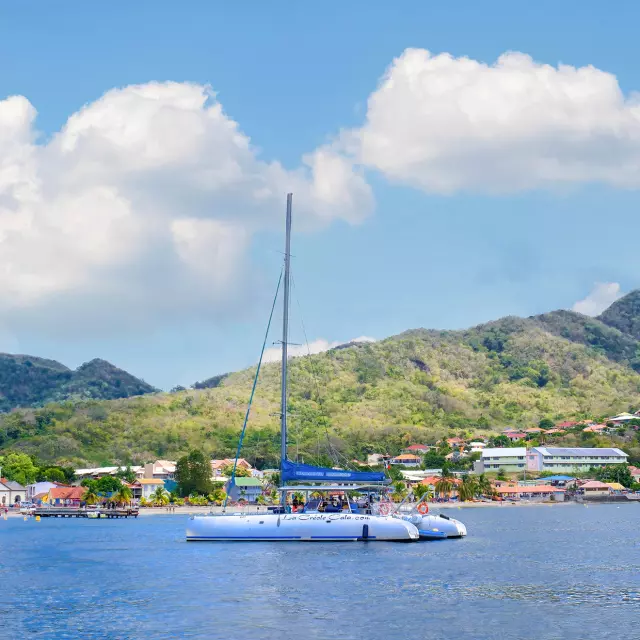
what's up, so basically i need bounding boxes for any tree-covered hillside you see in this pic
[0,354,156,412]
[598,290,640,341]
[2,292,640,468]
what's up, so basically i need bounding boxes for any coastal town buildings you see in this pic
[47,486,86,506]
[0,479,26,505]
[211,458,252,478]
[475,448,527,473]
[390,454,422,467]
[26,481,61,500]
[75,466,144,481]
[143,460,176,480]
[402,444,430,454]
[526,447,628,473]
[579,480,612,497]
[138,478,166,499]
[495,484,566,502]
[225,477,263,503]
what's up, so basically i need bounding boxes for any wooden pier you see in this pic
[33,508,139,519]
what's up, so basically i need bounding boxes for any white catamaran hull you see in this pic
[187,513,419,542]
[398,513,467,539]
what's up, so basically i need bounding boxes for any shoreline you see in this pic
[3,499,633,519]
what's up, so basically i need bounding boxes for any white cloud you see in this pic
[343,48,640,193]
[262,336,376,363]
[572,282,623,316]
[0,82,373,333]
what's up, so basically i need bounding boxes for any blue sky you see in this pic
[1,1,639,389]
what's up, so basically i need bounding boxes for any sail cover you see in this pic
[281,459,386,483]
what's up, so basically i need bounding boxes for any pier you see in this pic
[33,508,139,519]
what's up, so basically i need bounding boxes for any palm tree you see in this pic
[113,486,133,507]
[477,473,492,497]
[391,481,407,503]
[458,475,477,502]
[434,475,454,501]
[150,486,169,506]
[84,488,100,505]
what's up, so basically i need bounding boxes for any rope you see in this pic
[290,276,370,473]
[223,269,283,512]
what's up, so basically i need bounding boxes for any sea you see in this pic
[1,503,639,640]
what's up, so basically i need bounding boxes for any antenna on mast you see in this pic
[280,193,292,502]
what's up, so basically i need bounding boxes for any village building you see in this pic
[579,480,611,497]
[390,454,422,467]
[495,484,566,502]
[475,448,527,473]
[366,453,388,465]
[402,444,430,454]
[527,447,628,473]
[26,481,63,500]
[225,477,263,503]
[0,479,26,506]
[138,478,166,500]
[75,466,145,481]
[607,413,637,425]
[211,458,252,478]
[468,442,486,453]
[143,460,176,480]
[628,466,640,483]
[47,486,86,506]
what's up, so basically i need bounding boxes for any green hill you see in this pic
[2,291,640,467]
[0,355,156,413]
[598,290,640,341]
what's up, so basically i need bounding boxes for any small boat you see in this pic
[187,194,419,542]
[397,509,467,539]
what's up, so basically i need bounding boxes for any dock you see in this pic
[33,508,139,519]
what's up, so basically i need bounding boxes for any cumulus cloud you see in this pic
[0,82,373,333]
[343,48,640,193]
[262,336,376,363]
[572,282,623,316]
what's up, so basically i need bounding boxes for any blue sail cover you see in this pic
[281,459,386,483]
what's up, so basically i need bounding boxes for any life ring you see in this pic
[417,502,429,515]
[378,503,391,516]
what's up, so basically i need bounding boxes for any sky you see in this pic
[1,1,640,389]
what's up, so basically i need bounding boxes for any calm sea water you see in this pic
[1,504,639,640]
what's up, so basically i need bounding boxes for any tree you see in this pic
[221,463,251,478]
[413,483,432,502]
[116,465,137,484]
[496,468,508,481]
[539,418,555,431]
[490,435,511,448]
[0,452,39,485]
[458,475,478,502]
[421,451,446,469]
[95,476,123,494]
[150,486,169,506]
[38,467,66,483]
[595,464,634,488]
[477,473,492,497]
[175,449,213,497]
[84,487,100,505]
[391,481,407,503]
[113,485,133,506]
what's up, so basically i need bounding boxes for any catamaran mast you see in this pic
[280,193,292,487]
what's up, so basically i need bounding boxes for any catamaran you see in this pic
[186,194,419,542]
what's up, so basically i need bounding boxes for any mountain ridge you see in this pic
[1,289,640,467]
[0,354,157,412]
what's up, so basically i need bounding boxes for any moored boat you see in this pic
[186,194,419,542]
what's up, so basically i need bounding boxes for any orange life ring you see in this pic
[417,502,429,515]
[378,503,391,516]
